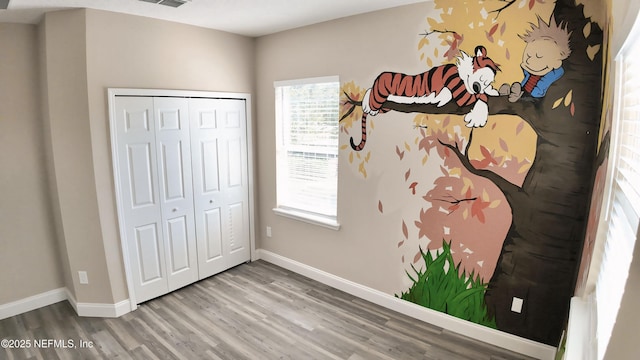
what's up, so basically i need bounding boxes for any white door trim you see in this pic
[108,88,256,311]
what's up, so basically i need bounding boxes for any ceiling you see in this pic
[0,0,427,37]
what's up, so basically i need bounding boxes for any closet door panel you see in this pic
[166,216,190,271]
[200,139,221,193]
[190,98,250,277]
[134,223,163,283]
[154,97,199,291]
[219,100,251,267]
[127,143,156,207]
[159,142,187,200]
[114,96,168,303]
[190,99,229,277]
[228,201,247,253]
[204,207,224,260]
[226,137,243,188]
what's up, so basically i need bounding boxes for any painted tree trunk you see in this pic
[483,0,603,345]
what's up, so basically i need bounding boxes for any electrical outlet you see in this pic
[79,271,89,285]
[266,226,272,238]
[511,297,523,313]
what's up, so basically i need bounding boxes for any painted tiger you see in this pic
[351,45,500,151]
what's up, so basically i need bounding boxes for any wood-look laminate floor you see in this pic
[1,260,536,360]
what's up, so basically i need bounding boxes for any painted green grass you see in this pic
[397,240,496,328]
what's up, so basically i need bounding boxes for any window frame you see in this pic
[273,76,341,230]
[587,20,640,360]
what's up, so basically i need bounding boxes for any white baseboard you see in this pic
[65,288,132,318]
[75,300,131,318]
[0,288,67,320]
[0,288,132,320]
[256,249,557,360]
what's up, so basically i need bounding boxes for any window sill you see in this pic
[273,207,341,231]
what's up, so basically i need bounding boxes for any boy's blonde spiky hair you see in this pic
[520,15,572,60]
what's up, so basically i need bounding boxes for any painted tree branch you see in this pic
[341,95,538,198]
[435,194,478,215]
[340,92,359,121]
[489,0,517,19]
[390,96,543,134]
[341,95,543,136]
[435,194,478,205]
[438,137,521,203]
[419,29,457,37]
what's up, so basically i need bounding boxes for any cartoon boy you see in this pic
[500,16,571,102]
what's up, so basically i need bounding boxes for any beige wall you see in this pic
[41,9,256,304]
[255,3,432,295]
[3,7,256,307]
[0,23,63,304]
[611,0,640,54]
[3,6,255,307]
[41,10,113,303]
[38,16,74,297]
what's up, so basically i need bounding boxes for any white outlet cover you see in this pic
[511,297,524,313]
[79,271,89,284]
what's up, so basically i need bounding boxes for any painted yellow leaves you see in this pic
[583,21,602,61]
[552,89,576,116]
[419,0,555,86]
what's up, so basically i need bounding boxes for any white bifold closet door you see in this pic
[113,96,250,304]
[114,96,199,303]
[189,98,251,278]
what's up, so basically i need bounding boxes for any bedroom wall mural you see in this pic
[339,0,605,346]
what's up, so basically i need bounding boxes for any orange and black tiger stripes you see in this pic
[369,65,459,111]
[349,45,499,151]
[351,65,478,151]
[350,113,367,151]
[472,45,500,74]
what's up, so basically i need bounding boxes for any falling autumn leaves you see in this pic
[541,16,605,117]
[583,21,601,62]
[552,89,576,117]
[395,145,405,160]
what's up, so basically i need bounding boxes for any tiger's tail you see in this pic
[349,112,367,151]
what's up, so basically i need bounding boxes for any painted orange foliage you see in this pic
[407,113,537,281]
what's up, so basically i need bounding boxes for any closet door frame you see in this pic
[108,88,256,310]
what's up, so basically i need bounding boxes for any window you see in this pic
[274,76,340,229]
[593,26,640,360]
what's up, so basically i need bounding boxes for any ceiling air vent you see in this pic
[139,0,191,8]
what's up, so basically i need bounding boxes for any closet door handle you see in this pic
[209,200,214,204]
[172,208,178,212]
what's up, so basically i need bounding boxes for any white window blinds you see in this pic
[595,39,640,360]
[274,77,340,228]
